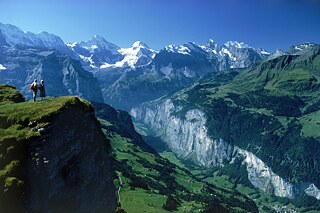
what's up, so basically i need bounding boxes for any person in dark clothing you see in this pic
[39,80,46,100]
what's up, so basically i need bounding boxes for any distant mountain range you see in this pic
[0,22,316,108]
[0,22,272,108]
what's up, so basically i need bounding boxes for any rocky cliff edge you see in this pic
[0,84,116,212]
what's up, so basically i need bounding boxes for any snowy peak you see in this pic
[206,39,218,49]
[79,35,120,52]
[292,42,315,50]
[224,41,250,49]
[163,42,204,55]
[100,41,156,69]
[159,40,270,70]
[132,41,149,49]
[37,31,66,47]
[164,44,191,55]
[0,23,66,49]
[288,42,316,54]
[267,42,315,60]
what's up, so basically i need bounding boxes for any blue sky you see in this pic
[0,0,320,51]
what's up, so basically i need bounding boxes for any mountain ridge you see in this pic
[131,44,320,206]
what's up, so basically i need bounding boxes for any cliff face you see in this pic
[131,98,320,200]
[131,99,234,167]
[0,85,116,212]
[25,105,116,212]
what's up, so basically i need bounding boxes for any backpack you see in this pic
[30,83,34,90]
[38,84,43,90]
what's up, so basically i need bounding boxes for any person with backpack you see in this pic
[30,79,38,101]
[39,80,46,101]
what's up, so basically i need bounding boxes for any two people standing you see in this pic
[30,79,46,101]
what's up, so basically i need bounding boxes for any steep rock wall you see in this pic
[131,99,320,200]
[25,105,116,212]
[131,99,234,167]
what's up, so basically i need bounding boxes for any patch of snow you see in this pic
[79,55,97,68]
[100,63,112,69]
[164,44,191,55]
[224,41,250,49]
[222,48,232,58]
[79,35,120,55]
[66,42,77,48]
[88,56,96,68]
[260,50,270,55]
[178,46,191,55]
[99,41,156,68]
[301,43,314,48]
[0,23,66,49]
[0,64,6,70]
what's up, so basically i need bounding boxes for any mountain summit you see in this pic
[97,40,156,69]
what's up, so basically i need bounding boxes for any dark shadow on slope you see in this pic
[142,135,169,153]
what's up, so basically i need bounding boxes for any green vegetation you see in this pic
[95,102,259,213]
[0,84,93,212]
[166,46,320,187]
[152,145,318,212]
[0,84,24,105]
[299,110,320,137]
[145,45,320,211]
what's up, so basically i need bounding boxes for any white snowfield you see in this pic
[0,64,6,70]
[100,41,156,68]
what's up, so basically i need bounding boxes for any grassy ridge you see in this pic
[0,85,93,212]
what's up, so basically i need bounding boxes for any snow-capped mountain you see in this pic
[67,35,123,69]
[156,39,271,73]
[3,22,318,111]
[204,40,271,69]
[0,23,155,70]
[0,23,72,56]
[267,42,316,60]
[287,42,316,54]
[103,40,272,110]
[68,38,156,70]
[99,41,156,69]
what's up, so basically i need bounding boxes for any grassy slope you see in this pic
[0,85,92,211]
[155,46,320,210]
[95,103,258,213]
[168,46,320,178]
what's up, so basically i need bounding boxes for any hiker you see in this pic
[39,80,46,100]
[30,79,38,101]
